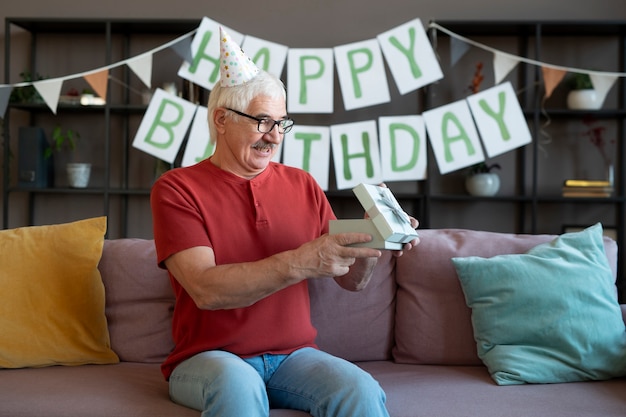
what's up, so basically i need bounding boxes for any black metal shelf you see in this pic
[8,103,151,114]
[2,17,201,237]
[424,20,626,302]
[8,187,151,195]
[431,20,626,37]
[6,17,199,34]
[3,19,626,301]
[534,109,626,118]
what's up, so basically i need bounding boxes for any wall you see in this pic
[1,0,625,237]
[2,0,626,36]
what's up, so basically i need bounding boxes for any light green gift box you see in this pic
[329,183,418,250]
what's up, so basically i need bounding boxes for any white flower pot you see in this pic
[66,163,91,188]
[567,89,602,110]
[466,173,500,196]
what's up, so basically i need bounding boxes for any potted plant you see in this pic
[9,71,46,104]
[45,126,91,188]
[465,162,501,196]
[566,72,601,110]
[463,65,501,196]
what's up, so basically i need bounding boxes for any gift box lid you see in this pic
[352,183,418,244]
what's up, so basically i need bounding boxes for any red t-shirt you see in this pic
[151,159,336,380]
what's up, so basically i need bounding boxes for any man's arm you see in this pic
[164,232,382,310]
[333,216,421,291]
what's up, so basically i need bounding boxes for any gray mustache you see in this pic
[252,142,276,151]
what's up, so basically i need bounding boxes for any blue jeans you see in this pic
[168,347,389,417]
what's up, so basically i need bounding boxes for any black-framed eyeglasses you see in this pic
[226,108,295,134]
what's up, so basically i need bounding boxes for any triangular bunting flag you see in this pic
[541,66,567,99]
[589,72,618,108]
[493,52,520,84]
[0,85,13,119]
[171,36,193,63]
[33,79,63,114]
[84,69,109,100]
[127,53,153,88]
[450,37,470,67]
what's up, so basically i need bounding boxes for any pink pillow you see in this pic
[99,239,175,363]
[309,251,396,362]
[393,229,618,365]
[101,239,397,364]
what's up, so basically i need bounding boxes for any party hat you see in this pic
[219,27,260,87]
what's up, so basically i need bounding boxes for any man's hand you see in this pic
[289,232,382,279]
[389,216,420,258]
[371,183,421,258]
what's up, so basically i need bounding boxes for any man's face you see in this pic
[214,95,288,179]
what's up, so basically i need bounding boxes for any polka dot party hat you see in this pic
[219,27,260,87]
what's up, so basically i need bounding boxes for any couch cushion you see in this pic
[0,217,119,368]
[359,362,626,417]
[393,228,618,365]
[0,363,198,417]
[452,223,626,385]
[100,238,393,364]
[100,239,175,363]
[309,251,396,362]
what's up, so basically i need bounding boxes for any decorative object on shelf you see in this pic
[79,88,105,106]
[463,67,502,197]
[468,62,484,94]
[563,116,615,197]
[583,115,615,183]
[9,71,46,104]
[461,65,502,196]
[566,72,601,110]
[66,162,92,188]
[562,179,613,198]
[45,126,91,188]
[44,126,80,158]
[58,87,81,105]
[17,126,52,188]
[465,163,501,196]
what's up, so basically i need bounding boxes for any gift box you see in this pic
[329,219,404,250]
[329,183,418,250]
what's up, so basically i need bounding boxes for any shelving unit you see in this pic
[2,18,201,238]
[424,21,626,301]
[2,18,625,300]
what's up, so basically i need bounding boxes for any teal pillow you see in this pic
[452,223,626,385]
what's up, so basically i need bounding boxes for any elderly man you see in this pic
[150,28,419,417]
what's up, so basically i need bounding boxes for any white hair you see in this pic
[207,71,286,143]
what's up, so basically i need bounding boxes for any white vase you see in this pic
[567,89,602,110]
[66,163,91,188]
[466,173,500,196]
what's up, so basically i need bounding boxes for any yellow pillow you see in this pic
[0,217,119,368]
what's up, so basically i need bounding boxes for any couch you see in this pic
[1,222,625,417]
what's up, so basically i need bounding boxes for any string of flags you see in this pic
[0,28,197,117]
[434,22,624,102]
[1,18,624,190]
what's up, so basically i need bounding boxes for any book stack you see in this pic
[562,179,613,198]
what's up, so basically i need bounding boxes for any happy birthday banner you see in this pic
[2,17,625,190]
[132,17,528,190]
